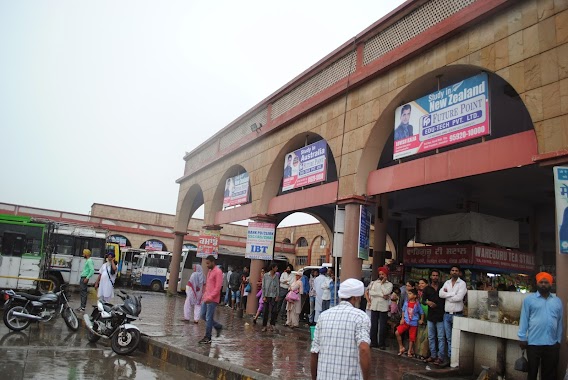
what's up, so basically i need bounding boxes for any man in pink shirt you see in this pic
[198,255,223,344]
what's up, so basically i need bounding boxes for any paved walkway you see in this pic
[98,289,460,380]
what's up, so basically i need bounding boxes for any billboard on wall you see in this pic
[554,167,568,254]
[393,73,490,160]
[145,240,163,251]
[358,206,371,260]
[197,230,220,259]
[245,222,276,260]
[282,140,327,192]
[109,235,128,247]
[223,173,250,208]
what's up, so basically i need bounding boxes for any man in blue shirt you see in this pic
[518,272,563,380]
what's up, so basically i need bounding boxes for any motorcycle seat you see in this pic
[17,293,42,301]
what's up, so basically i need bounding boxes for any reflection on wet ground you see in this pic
[119,290,428,380]
[0,289,204,380]
[0,287,450,379]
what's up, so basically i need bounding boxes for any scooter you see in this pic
[83,290,142,355]
[2,284,79,332]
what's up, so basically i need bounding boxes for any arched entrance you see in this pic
[360,65,550,292]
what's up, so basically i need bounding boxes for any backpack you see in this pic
[229,271,241,290]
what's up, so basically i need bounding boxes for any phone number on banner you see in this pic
[449,126,487,142]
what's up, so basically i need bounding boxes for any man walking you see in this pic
[76,249,94,312]
[439,265,467,363]
[262,262,280,332]
[422,269,445,365]
[311,278,371,380]
[198,255,223,344]
[367,266,392,349]
[518,272,563,380]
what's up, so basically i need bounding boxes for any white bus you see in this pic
[132,251,171,292]
[165,247,199,292]
[46,224,108,289]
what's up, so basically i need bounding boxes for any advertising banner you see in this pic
[245,222,276,260]
[282,140,327,192]
[404,245,536,272]
[223,173,250,208]
[553,167,568,254]
[393,73,490,160]
[145,240,163,251]
[197,230,220,259]
[109,235,127,247]
[358,205,371,260]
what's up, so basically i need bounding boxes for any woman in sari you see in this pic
[183,264,204,323]
[285,271,304,328]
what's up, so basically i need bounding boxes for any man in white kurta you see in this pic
[95,252,118,303]
[313,267,328,322]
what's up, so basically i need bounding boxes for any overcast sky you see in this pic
[0,0,405,224]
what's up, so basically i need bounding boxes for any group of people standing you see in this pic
[364,265,467,367]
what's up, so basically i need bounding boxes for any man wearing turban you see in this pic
[311,278,370,380]
[366,266,392,350]
[518,272,563,380]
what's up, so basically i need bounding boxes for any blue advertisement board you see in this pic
[554,166,568,254]
[393,73,490,159]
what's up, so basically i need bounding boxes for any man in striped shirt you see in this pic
[311,278,371,380]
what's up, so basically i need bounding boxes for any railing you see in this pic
[0,276,55,292]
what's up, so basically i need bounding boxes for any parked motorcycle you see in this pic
[2,284,79,332]
[83,290,142,355]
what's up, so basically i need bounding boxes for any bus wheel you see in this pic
[39,275,60,293]
[150,281,162,292]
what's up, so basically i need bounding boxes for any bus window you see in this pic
[89,238,105,258]
[183,255,194,269]
[55,235,74,256]
[1,232,26,256]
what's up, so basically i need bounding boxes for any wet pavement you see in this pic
[1,288,465,379]
[108,289,454,380]
[0,290,204,380]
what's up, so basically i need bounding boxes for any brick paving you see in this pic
[123,290,455,380]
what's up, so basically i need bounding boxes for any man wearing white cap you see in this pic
[311,278,371,380]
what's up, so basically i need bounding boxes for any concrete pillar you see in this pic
[167,231,186,296]
[372,194,388,281]
[246,259,264,315]
[341,203,363,281]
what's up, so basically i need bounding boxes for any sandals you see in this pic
[407,352,414,358]
[424,357,435,363]
[397,349,407,356]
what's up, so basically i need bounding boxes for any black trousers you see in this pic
[370,310,389,347]
[79,277,88,308]
[526,344,560,380]
[262,297,278,327]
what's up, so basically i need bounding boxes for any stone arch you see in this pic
[209,164,252,217]
[275,210,334,266]
[259,133,339,215]
[174,183,204,232]
[296,237,309,247]
[356,64,536,194]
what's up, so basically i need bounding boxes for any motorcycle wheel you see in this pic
[3,305,32,332]
[111,328,140,355]
[61,307,79,331]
